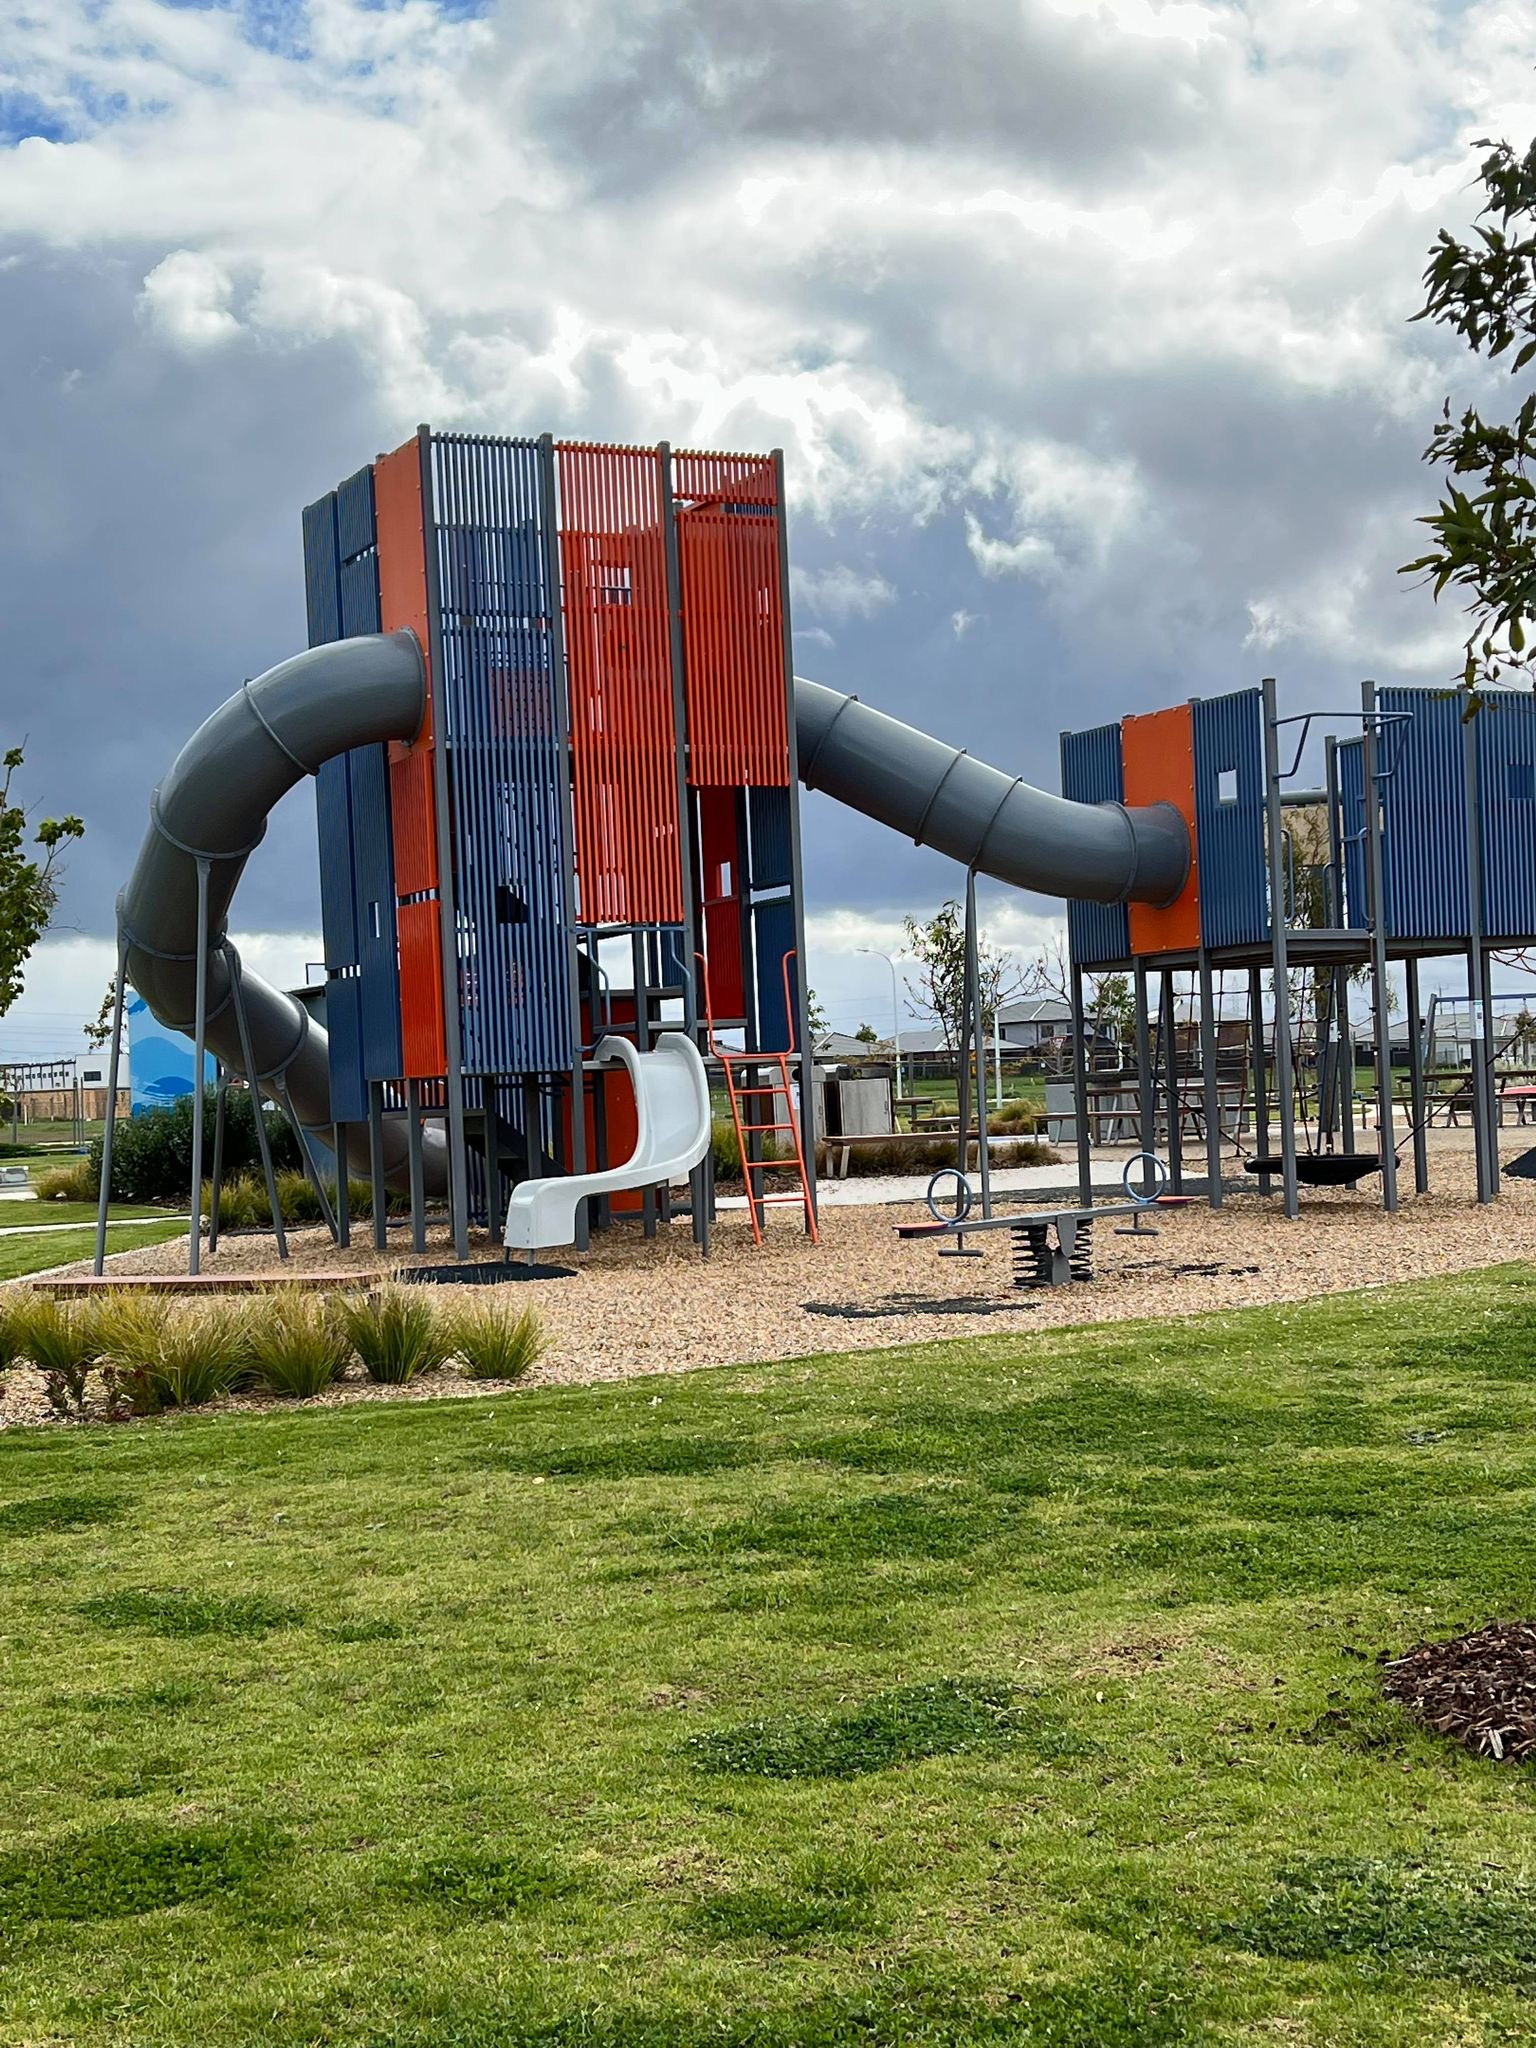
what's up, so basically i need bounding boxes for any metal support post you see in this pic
[631,928,658,1239]
[1460,698,1498,1202]
[334,1123,351,1248]
[276,1077,338,1244]
[226,950,287,1260]
[1248,964,1271,1195]
[186,859,212,1275]
[1068,947,1093,1208]
[1261,677,1300,1218]
[772,449,819,1232]
[92,935,129,1276]
[1196,947,1222,1206]
[1160,968,1183,1194]
[1360,682,1399,1212]
[368,1083,388,1251]
[406,1080,427,1252]
[1133,960,1156,1196]
[208,1062,228,1256]
[965,870,992,1218]
[1404,957,1429,1194]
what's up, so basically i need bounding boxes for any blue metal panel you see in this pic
[339,555,380,635]
[658,926,689,989]
[326,976,367,1124]
[1476,688,1536,941]
[1192,690,1267,947]
[1060,725,1130,966]
[348,742,405,1082]
[1338,739,1367,930]
[430,433,575,1075]
[1378,686,1470,940]
[747,785,792,891]
[335,465,375,564]
[315,754,359,969]
[753,896,797,1052]
[302,494,341,646]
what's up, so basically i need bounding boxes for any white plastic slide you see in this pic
[503,1032,712,1253]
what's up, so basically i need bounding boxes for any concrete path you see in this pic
[717,1159,1128,1211]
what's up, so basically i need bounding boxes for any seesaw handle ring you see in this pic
[1123,1152,1170,1208]
[925,1167,973,1225]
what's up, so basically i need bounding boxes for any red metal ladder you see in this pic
[697,951,818,1246]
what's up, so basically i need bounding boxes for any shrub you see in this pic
[89,1090,300,1205]
[338,1285,449,1385]
[246,1292,351,1399]
[274,1169,324,1224]
[0,1294,25,1380]
[711,1117,782,1184]
[812,1136,1059,1178]
[450,1297,546,1382]
[34,1159,98,1203]
[98,1301,250,1413]
[12,1299,103,1416]
[202,1171,410,1231]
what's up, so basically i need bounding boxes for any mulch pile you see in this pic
[1381,1621,1536,1764]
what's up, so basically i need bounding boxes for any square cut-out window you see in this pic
[1508,760,1534,801]
[1217,768,1239,805]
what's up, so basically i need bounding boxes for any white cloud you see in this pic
[790,563,897,621]
[139,250,241,347]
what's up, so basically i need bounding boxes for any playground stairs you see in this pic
[698,950,818,1247]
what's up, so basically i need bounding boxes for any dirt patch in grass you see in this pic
[1381,1618,1536,1763]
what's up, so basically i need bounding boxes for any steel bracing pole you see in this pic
[965,870,992,1218]
[1261,677,1299,1218]
[1068,947,1093,1208]
[772,449,819,1231]
[1360,681,1399,1212]
[1405,956,1429,1194]
[226,950,287,1261]
[208,1063,228,1256]
[538,432,590,1255]
[276,1077,338,1244]
[1248,964,1271,1195]
[1160,968,1183,1195]
[334,1122,350,1248]
[187,858,211,1275]
[92,934,129,1276]
[406,1080,426,1252]
[1460,696,1498,1202]
[368,1083,388,1251]
[1197,945,1222,1206]
[1134,960,1155,1196]
[415,426,470,1260]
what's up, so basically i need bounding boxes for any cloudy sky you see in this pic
[1,0,1531,1061]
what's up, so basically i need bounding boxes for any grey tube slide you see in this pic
[121,647,1190,1191]
[118,630,439,1189]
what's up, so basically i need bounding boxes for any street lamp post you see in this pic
[857,948,905,1111]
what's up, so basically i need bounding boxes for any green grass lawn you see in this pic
[0,1221,189,1282]
[4,1268,1536,2045]
[0,1199,177,1229]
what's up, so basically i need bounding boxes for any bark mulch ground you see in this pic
[1381,1621,1536,1764]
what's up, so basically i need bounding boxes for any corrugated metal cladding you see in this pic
[346,744,404,1084]
[1337,738,1367,929]
[671,451,791,787]
[1060,726,1130,966]
[302,497,342,644]
[753,897,798,1053]
[1378,686,1470,941]
[697,786,745,1021]
[1192,690,1268,948]
[557,443,684,926]
[746,785,792,892]
[430,433,575,1076]
[1475,688,1536,941]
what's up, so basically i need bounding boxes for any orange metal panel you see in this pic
[557,443,683,925]
[1122,704,1200,956]
[375,438,435,755]
[396,899,446,1078]
[672,452,789,787]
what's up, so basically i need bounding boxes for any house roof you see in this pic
[996,996,1072,1025]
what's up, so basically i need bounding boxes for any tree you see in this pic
[0,747,84,1019]
[1402,134,1536,688]
[902,900,1025,1052]
[854,1021,879,1045]
[805,987,829,1041]
[1022,933,1132,1046]
[84,979,118,1051]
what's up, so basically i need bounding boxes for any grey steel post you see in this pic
[537,433,589,1254]
[208,1062,228,1256]
[1261,677,1299,1217]
[226,950,287,1260]
[1196,946,1223,1207]
[1248,964,1271,1195]
[1322,734,1350,1148]
[92,935,129,1276]
[1133,960,1155,1196]
[415,427,470,1259]
[1068,944,1093,1208]
[368,1082,388,1251]
[965,870,992,1218]
[276,1076,338,1244]
[334,1122,351,1248]
[1404,956,1429,1194]
[188,856,211,1275]
[772,450,819,1229]
[406,1080,427,1252]
[1460,695,1498,1201]
[1360,682,1399,1211]
[1160,968,1183,1195]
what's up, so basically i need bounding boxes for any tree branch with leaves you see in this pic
[0,747,84,1020]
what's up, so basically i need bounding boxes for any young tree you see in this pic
[1022,933,1132,1046]
[1402,134,1536,687]
[0,747,84,1020]
[902,900,1025,1051]
[854,1021,879,1045]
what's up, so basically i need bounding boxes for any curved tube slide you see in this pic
[503,1032,711,1251]
[121,645,1191,1199]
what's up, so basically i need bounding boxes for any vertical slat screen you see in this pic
[1060,725,1130,966]
[1192,689,1268,947]
[1475,688,1536,942]
[1378,686,1469,941]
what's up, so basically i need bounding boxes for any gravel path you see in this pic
[3,1148,1532,1432]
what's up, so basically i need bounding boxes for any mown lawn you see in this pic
[3,1265,1536,2045]
[0,1221,188,1283]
